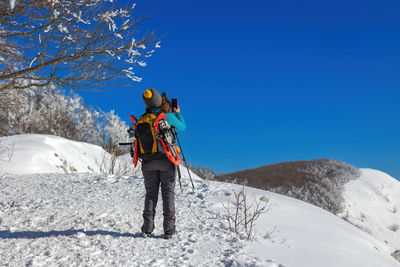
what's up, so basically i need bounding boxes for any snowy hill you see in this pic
[214,158,400,260]
[339,169,400,255]
[0,134,399,266]
[0,134,141,176]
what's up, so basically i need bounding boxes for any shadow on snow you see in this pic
[0,229,163,239]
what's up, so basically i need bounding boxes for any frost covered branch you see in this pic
[0,0,159,91]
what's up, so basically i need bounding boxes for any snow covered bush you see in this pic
[0,86,102,144]
[0,86,129,155]
[103,110,129,155]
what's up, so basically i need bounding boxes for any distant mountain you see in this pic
[215,159,360,214]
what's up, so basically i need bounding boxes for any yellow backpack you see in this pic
[135,112,165,161]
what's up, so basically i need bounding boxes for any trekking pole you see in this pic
[172,129,195,189]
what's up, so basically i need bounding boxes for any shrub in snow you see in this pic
[222,186,271,240]
[96,151,134,175]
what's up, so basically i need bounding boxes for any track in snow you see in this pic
[0,173,278,266]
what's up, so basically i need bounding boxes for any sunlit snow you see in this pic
[0,134,399,266]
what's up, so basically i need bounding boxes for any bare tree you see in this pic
[222,186,271,240]
[0,0,158,91]
[97,150,117,175]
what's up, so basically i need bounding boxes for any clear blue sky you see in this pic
[80,0,400,179]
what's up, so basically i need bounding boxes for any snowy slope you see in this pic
[1,173,399,267]
[1,134,399,266]
[339,169,400,253]
[0,134,141,176]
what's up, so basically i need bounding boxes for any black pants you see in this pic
[141,158,176,233]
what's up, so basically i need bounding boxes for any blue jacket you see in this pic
[149,108,186,131]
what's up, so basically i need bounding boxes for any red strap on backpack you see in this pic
[129,115,139,167]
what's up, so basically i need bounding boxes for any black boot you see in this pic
[164,229,176,239]
[141,232,152,238]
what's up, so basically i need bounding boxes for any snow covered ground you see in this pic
[339,168,400,254]
[0,134,140,176]
[1,134,399,266]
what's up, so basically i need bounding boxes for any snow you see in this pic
[0,134,140,176]
[1,134,399,266]
[339,168,400,253]
[0,174,266,266]
[9,0,16,9]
